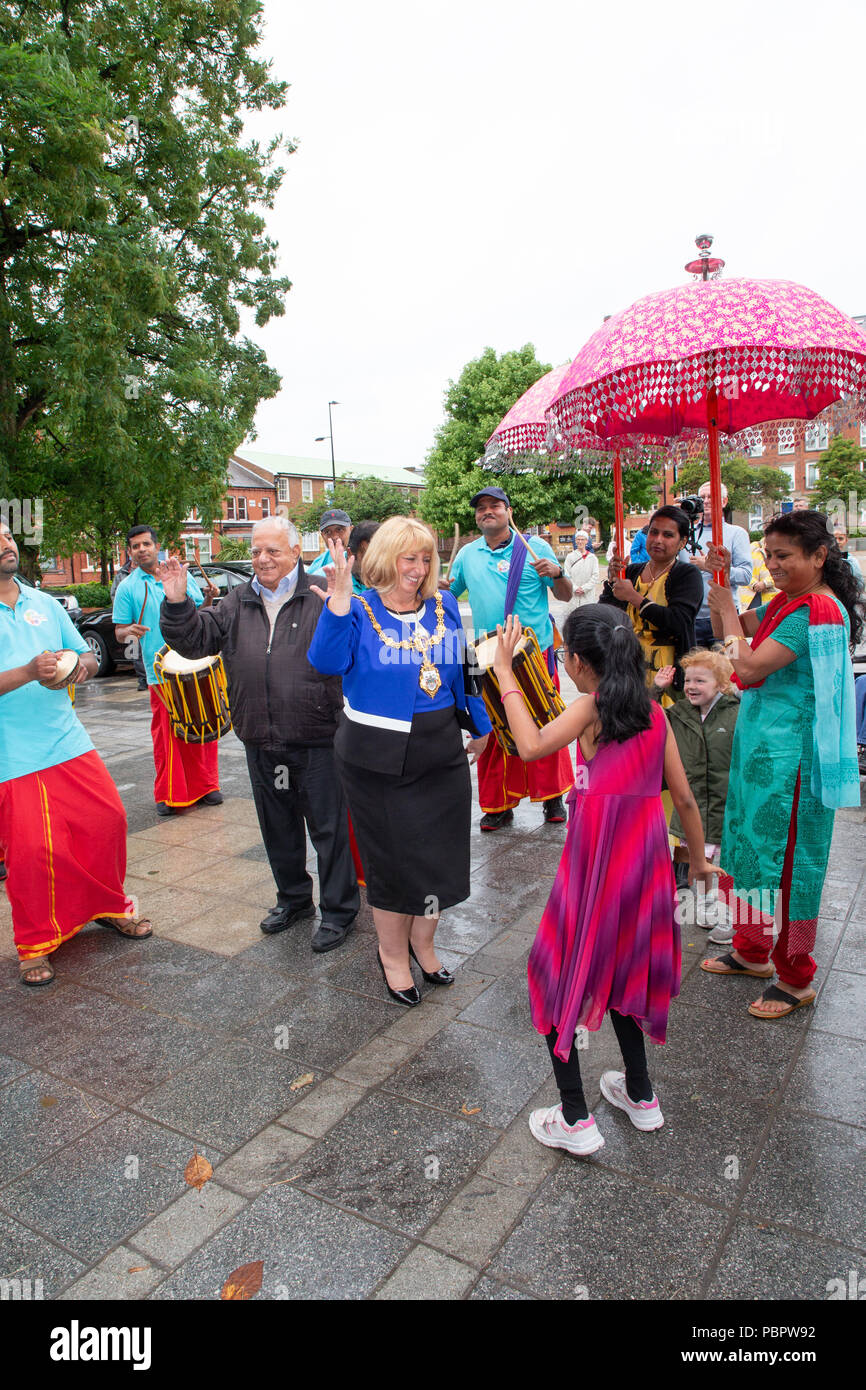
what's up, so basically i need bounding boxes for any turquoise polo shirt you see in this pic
[0,582,94,783]
[448,534,560,649]
[307,550,365,595]
[112,568,204,685]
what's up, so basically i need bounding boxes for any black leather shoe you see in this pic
[155,802,177,817]
[480,809,514,832]
[376,950,420,1006]
[199,791,224,806]
[311,920,355,954]
[542,797,566,824]
[408,943,454,985]
[259,902,316,935]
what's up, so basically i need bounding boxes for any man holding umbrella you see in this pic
[442,487,574,830]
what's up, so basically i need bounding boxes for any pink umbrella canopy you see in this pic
[546,277,866,447]
[486,363,574,456]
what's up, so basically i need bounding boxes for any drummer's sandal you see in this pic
[700,951,774,979]
[20,956,55,987]
[94,916,153,939]
[747,985,817,1020]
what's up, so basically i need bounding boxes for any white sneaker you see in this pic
[528,1104,605,1155]
[707,921,734,944]
[599,1071,664,1131]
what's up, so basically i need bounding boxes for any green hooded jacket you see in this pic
[667,692,740,844]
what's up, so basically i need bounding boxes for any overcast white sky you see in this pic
[240,0,866,473]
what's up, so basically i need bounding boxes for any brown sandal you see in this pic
[747,985,817,1020]
[700,951,774,979]
[94,915,153,940]
[20,956,55,987]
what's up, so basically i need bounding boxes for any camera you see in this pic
[675,495,704,554]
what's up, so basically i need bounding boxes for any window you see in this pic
[184,507,197,523]
[777,425,795,455]
[804,422,829,452]
[260,497,270,518]
[860,422,866,449]
[747,432,764,458]
[323,481,334,497]
[81,554,93,571]
[301,479,313,503]
[779,464,796,491]
[226,497,236,520]
[183,538,196,561]
[806,463,820,488]
[277,478,289,502]
[748,510,763,532]
[183,536,212,563]
[302,531,319,551]
[236,496,247,521]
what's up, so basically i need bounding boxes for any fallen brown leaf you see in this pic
[39,1096,58,1108]
[128,1267,147,1273]
[289,1071,315,1092]
[184,1150,213,1192]
[221,1260,263,1301]
[461,1103,481,1115]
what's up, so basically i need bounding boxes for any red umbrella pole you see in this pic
[613,449,625,573]
[706,388,726,585]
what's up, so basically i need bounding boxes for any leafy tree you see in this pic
[0,1,291,580]
[811,435,865,532]
[214,536,251,560]
[673,455,790,515]
[420,344,658,537]
[288,475,412,535]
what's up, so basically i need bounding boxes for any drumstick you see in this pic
[444,523,460,577]
[509,522,540,563]
[136,588,148,626]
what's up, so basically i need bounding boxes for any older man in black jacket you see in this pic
[158,517,359,952]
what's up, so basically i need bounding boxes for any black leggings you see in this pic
[546,1011,653,1123]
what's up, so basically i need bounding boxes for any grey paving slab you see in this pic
[489,1164,728,1300]
[150,1183,409,1299]
[128,1181,247,1266]
[246,980,395,1069]
[0,1071,115,1185]
[785,1033,866,1126]
[374,1244,477,1299]
[238,919,369,980]
[214,1125,316,1197]
[810,970,866,1041]
[0,1210,85,1298]
[0,1111,223,1264]
[135,1038,322,1151]
[457,966,535,1038]
[289,1090,497,1237]
[650,1000,800,1101]
[835,917,866,975]
[0,1054,30,1088]
[383,1019,553,1130]
[276,1077,366,1139]
[68,935,223,986]
[55,1245,164,1300]
[590,1075,772,1208]
[706,1219,866,1301]
[423,1174,533,1266]
[332,1035,413,1086]
[468,1275,536,1300]
[740,1112,866,1248]
[676,959,818,1028]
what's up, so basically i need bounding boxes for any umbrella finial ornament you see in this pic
[685,232,725,281]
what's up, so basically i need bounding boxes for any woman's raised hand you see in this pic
[312,536,354,613]
[156,556,189,604]
[493,614,523,679]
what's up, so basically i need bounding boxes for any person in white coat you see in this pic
[563,531,600,614]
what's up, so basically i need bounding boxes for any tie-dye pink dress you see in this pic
[528,701,679,1060]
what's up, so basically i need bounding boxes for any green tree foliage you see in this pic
[811,435,865,530]
[289,475,412,535]
[673,455,790,514]
[420,344,658,537]
[214,536,251,560]
[0,1,291,579]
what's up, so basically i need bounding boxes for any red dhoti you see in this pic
[477,736,574,813]
[148,688,220,807]
[0,751,134,960]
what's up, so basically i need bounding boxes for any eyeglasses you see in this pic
[554,648,567,666]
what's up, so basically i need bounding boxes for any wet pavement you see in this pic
[1,671,864,1303]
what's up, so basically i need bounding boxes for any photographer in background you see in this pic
[683,482,751,647]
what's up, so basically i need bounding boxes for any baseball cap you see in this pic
[319,508,352,529]
[470,486,510,508]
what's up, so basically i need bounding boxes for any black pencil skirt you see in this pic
[335,706,471,915]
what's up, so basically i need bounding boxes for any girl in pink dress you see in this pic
[493,605,716,1156]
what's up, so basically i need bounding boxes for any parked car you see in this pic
[15,574,80,612]
[73,563,254,677]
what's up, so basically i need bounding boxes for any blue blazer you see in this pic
[308,588,491,773]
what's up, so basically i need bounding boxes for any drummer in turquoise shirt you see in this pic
[112,527,208,683]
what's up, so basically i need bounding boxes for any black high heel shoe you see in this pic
[408,943,454,986]
[376,950,420,1007]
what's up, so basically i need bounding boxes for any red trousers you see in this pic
[718,773,816,990]
[0,751,133,959]
[477,734,573,813]
[149,688,220,807]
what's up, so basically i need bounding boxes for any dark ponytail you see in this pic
[764,511,864,648]
[562,604,652,743]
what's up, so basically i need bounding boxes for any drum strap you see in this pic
[503,538,528,619]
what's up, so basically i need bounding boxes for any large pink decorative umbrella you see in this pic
[546,244,866,572]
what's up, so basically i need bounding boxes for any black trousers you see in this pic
[546,1012,653,1123]
[244,743,360,928]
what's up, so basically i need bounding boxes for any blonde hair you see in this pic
[680,647,735,695]
[361,516,440,598]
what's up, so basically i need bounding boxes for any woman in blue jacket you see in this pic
[308,517,492,1006]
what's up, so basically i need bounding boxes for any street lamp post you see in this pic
[315,400,340,490]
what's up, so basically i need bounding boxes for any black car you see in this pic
[74,563,254,677]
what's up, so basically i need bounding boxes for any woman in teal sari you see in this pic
[699,512,862,1019]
